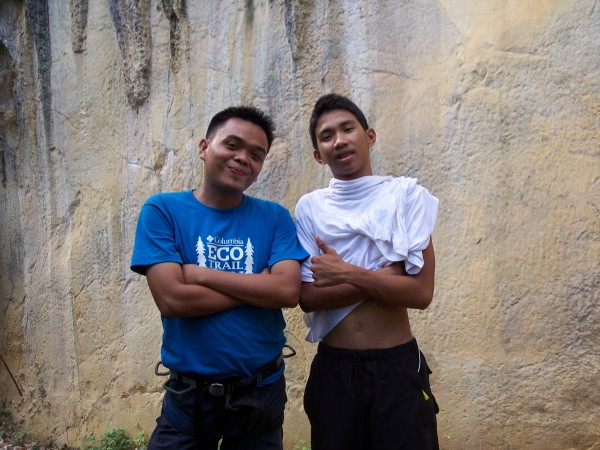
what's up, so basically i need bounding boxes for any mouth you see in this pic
[336,150,354,162]
[228,166,248,177]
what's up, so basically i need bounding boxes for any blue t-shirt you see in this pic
[131,190,308,382]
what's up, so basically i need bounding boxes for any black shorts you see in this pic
[148,375,286,450]
[304,339,439,450]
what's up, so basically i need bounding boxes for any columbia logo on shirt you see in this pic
[196,235,255,273]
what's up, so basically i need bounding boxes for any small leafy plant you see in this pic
[293,440,312,450]
[80,427,147,450]
[0,409,44,448]
[1,407,147,449]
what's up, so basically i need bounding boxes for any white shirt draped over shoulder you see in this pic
[294,175,439,343]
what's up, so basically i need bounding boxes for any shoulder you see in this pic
[297,189,324,203]
[387,176,418,192]
[387,176,435,199]
[295,189,326,213]
[390,177,439,225]
[243,195,288,214]
[242,196,295,226]
[144,190,191,207]
[137,192,195,230]
[139,192,197,224]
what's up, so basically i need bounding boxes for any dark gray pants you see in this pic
[304,339,439,450]
[148,375,286,450]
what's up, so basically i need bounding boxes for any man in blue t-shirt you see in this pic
[131,105,308,450]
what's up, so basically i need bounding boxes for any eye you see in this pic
[252,152,265,162]
[320,134,332,142]
[344,127,354,133]
[225,141,237,150]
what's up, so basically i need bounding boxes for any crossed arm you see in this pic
[146,259,302,318]
[299,237,435,312]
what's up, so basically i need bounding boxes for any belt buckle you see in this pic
[208,383,225,396]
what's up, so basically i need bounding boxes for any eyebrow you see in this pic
[224,134,268,155]
[318,120,356,137]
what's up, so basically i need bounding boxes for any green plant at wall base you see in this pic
[0,409,43,448]
[0,409,12,439]
[292,440,312,450]
[80,428,147,450]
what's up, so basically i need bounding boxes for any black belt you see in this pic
[156,352,287,397]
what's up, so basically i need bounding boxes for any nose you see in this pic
[233,150,250,165]
[333,132,347,148]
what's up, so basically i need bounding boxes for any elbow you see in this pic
[154,296,180,318]
[414,298,432,310]
[281,296,300,309]
[284,299,300,309]
[298,283,319,312]
[278,283,301,308]
[157,305,178,318]
[299,292,320,312]
[148,280,184,317]
[413,290,434,310]
[299,299,313,312]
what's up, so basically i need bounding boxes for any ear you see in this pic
[366,128,377,148]
[199,139,209,161]
[313,149,325,165]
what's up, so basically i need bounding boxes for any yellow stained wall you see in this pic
[0,1,598,448]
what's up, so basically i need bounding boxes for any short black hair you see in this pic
[309,94,369,149]
[206,105,275,150]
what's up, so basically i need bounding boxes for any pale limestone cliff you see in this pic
[0,1,598,448]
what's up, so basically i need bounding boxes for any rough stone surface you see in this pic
[70,0,89,53]
[0,1,598,449]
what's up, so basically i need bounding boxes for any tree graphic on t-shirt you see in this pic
[196,236,206,267]
[244,238,254,274]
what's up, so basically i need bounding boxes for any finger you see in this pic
[315,236,335,254]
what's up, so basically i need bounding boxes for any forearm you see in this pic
[330,242,435,310]
[299,282,367,312]
[183,261,301,308]
[146,263,243,318]
[342,266,434,309]
[308,240,435,310]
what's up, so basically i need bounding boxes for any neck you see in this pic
[193,186,244,209]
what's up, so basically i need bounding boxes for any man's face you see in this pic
[313,109,376,180]
[199,118,268,196]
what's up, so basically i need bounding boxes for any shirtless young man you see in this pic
[294,94,440,450]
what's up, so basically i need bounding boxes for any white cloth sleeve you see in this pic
[294,198,319,282]
[402,184,439,274]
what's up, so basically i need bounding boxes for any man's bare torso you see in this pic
[322,299,413,349]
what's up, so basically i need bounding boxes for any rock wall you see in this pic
[0,1,598,448]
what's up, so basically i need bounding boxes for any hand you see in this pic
[310,236,350,287]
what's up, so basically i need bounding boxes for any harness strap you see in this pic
[163,353,285,397]
[163,391,194,434]
[162,378,276,443]
[155,347,294,440]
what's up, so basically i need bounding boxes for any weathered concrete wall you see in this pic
[0,1,598,448]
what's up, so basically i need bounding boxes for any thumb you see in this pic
[315,236,335,254]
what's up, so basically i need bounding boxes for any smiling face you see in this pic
[199,117,268,205]
[313,109,376,180]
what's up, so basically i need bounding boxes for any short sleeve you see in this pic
[403,184,439,274]
[130,197,182,274]
[267,204,310,268]
[294,196,319,282]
